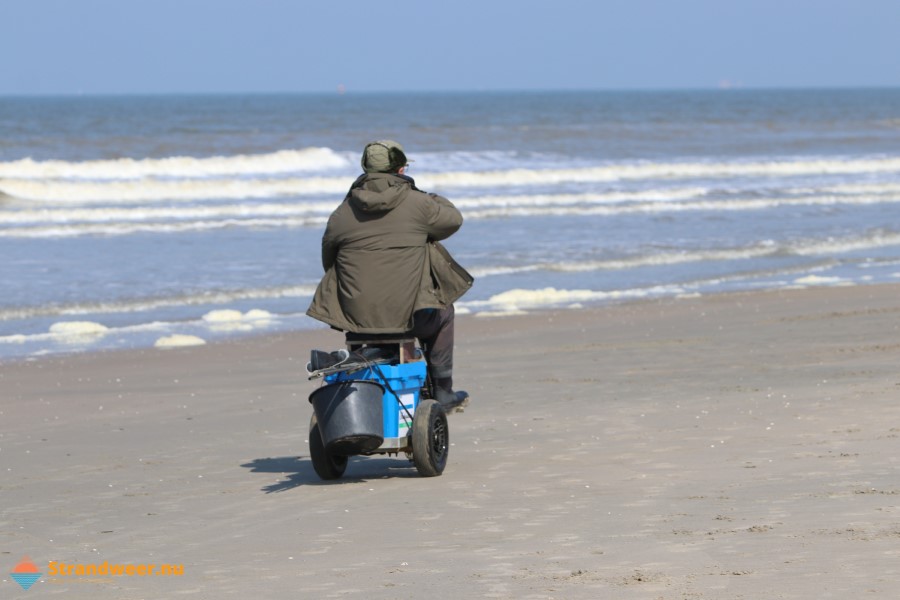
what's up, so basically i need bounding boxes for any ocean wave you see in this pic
[0,179,710,206]
[4,184,900,238]
[459,284,690,312]
[790,231,900,256]
[453,187,710,209]
[0,176,350,203]
[0,188,711,227]
[3,154,899,204]
[0,310,282,349]
[0,216,329,238]
[0,147,349,180]
[468,231,900,276]
[0,201,337,225]
[462,192,900,219]
[458,262,860,313]
[0,285,316,321]
[418,156,900,189]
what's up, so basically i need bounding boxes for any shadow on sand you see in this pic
[240,455,420,493]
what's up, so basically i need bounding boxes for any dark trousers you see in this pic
[410,305,455,380]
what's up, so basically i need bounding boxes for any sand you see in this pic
[2,284,899,599]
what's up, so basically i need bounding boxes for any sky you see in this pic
[2,0,899,95]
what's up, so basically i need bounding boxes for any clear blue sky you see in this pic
[3,0,899,95]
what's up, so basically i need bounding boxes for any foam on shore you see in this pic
[154,334,207,348]
[793,275,853,286]
[48,321,110,345]
[471,286,684,313]
[202,309,275,332]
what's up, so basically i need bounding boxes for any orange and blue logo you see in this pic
[11,555,42,590]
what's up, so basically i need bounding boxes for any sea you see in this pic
[2,89,899,359]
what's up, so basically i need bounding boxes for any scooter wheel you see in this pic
[412,399,449,477]
[309,413,348,480]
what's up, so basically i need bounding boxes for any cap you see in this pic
[361,140,409,173]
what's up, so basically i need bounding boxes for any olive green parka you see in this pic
[306,172,471,334]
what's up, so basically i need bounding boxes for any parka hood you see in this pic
[348,172,412,213]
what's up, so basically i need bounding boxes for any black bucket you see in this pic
[309,380,384,455]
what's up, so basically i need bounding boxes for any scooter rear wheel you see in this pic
[412,399,449,477]
[309,413,348,480]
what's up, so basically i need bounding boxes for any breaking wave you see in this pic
[0,147,349,180]
[3,181,900,238]
[467,231,900,277]
[2,151,899,206]
[0,285,316,322]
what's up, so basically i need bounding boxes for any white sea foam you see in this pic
[4,183,900,239]
[4,150,898,187]
[0,201,338,225]
[201,308,275,332]
[473,309,529,318]
[4,154,900,206]
[465,232,900,279]
[461,261,870,315]
[461,192,900,220]
[7,176,900,232]
[0,177,349,204]
[244,309,273,320]
[0,286,315,321]
[488,288,612,309]
[0,147,348,180]
[0,216,329,238]
[539,245,783,273]
[0,310,298,355]
[48,321,110,345]
[460,285,687,313]
[417,156,900,189]
[0,332,46,346]
[154,334,207,348]
[790,231,900,256]
[203,309,250,323]
[793,275,851,286]
[49,321,109,335]
[468,264,543,278]
[858,258,900,269]
[452,187,711,209]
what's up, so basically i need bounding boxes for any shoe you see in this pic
[435,387,470,413]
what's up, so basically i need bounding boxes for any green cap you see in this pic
[361,140,409,173]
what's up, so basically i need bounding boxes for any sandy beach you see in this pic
[2,283,899,599]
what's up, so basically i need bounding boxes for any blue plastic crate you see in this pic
[326,361,427,439]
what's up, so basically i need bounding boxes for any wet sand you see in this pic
[2,284,899,598]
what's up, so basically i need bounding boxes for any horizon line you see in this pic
[3,84,900,99]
